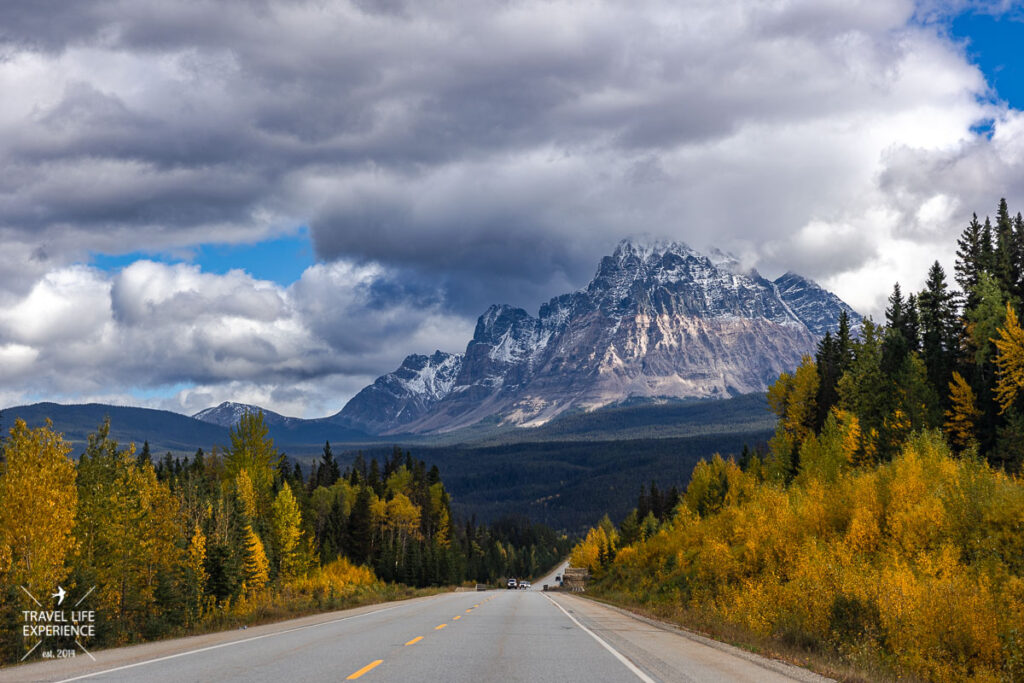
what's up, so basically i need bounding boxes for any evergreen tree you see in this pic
[318,441,340,488]
[918,261,958,405]
[346,486,373,565]
[956,213,986,309]
[815,332,841,430]
[137,440,152,469]
[981,216,996,274]
[837,309,854,371]
[994,198,1019,297]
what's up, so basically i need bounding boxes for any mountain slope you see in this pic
[336,351,463,434]
[341,239,860,435]
[193,401,292,428]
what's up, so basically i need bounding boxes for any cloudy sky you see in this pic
[1,0,1023,418]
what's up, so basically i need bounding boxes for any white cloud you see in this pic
[0,0,1022,408]
[0,260,472,417]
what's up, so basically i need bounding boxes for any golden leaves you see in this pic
[993,302,1024,413]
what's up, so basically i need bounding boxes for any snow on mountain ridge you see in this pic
[336,240,862,435]
[192,401,290,428]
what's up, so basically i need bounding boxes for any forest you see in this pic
[0,412,571,663]
[571,200,1024,682]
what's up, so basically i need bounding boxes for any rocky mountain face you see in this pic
[336,351,464,435]
[331,240,861,435]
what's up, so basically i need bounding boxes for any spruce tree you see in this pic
[346,486,373,565]
[956,213,986,308]
[981,216,996,274]
[995,198,1019,297]
[918,261,958,405]
[137,440,152,469]
[318,441,340,488]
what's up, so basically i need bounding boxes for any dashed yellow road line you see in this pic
[453,616,461,621]
[435,623,447,630]
[465,609,472,613]
[346,659,383,679]
[405,636,423,646]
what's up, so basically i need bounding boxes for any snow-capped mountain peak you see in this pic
[192,401,287,428]
[336,241,862,435]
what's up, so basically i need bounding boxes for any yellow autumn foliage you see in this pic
[0,419,78,596]
[574,430,1024,681]
[241,524,270,594]
[994,302,1024,413]
[945,371,982,449]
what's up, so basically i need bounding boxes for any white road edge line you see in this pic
[543,594,656,683]
[54,601,412,682]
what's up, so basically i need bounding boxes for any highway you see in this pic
[5,575,831,682]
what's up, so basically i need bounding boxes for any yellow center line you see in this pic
[453,616,461,620]
[405,636,423,646]
[435,623,447,630]
[346,659,383,679]
[465,609,472,613]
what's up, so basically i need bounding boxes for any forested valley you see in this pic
[0,411,570,663]
[572,200,1024,682]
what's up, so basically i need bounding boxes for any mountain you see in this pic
[4,401,376,457]
[341,239,861,435]
[337,351,464,434]
[773,271,860,336]
[2,403,232,454]
[193,401,292,428]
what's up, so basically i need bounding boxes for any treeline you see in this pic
[0,412,568,663]
[572,200,1024,682]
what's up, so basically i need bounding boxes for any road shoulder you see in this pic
[546,592,833,683]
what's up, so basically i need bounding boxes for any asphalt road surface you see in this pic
[4,585,832,682]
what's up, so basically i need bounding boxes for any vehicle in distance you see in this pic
[507,578,517,589]
[519,581,531,589]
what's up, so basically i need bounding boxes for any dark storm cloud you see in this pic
[0,0,1020,415]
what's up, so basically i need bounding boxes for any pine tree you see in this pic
[956,213,986,307]
[837,309,854,371]
[981,216,996,274]
[918,261,958,404]
[995,198,1019,297]
[346,486,373,565]
[137,440,152,469]
[318,441,340,488]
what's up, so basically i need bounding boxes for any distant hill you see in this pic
[2,396,772,529]
[2,391,773,459]
[1,403,232,455]
[0,402,376,456]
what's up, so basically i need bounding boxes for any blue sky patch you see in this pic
[951,10,1024,110]
[90,228,315,286]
